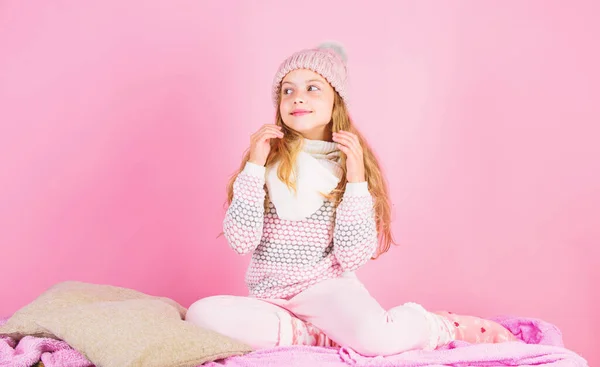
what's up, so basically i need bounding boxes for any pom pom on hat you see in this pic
[317,41,347,63]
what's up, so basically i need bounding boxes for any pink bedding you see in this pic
[0,315,588,366]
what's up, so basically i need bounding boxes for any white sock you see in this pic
[403,302,455,350]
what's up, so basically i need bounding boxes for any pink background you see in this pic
[1,1,598,364]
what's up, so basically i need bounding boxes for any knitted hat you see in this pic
[271,42,349,107]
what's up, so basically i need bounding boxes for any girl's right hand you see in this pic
[248,124,284,166]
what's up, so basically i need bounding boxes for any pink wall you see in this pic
[1,1,598,364]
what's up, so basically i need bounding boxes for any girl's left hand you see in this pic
[332,131,366,183]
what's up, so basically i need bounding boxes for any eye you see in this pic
[282,88,293,95]
[308,85,320,91]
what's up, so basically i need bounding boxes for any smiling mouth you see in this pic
[291,111,312,116]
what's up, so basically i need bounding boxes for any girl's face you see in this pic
[279,69,335,140]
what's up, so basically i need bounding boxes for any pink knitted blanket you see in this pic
[1,315,588,366]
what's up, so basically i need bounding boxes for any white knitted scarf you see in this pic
[266,139,343,221]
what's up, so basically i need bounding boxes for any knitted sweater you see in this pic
[223,152,378,300]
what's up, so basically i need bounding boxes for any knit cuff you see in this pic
[276,310,294,346]
[243,161,266,179]
[344,182,369,197]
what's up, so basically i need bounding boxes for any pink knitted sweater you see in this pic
[223,161,378,300]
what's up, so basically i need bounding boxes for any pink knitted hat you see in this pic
[271,42,349,107]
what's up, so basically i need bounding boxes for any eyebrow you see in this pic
[282,79,325,86]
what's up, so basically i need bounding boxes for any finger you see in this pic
[262,128,284,139]
[346,137,362,156]
[337,144,356,161]
[332,134,351,148]
[259,131,284,142]
[259,126,283,136]
[261,129,284,139]
[336,142,350,155]
[334,142,356,160]
[263,124,282,131]
[337,130,359,143]
[333,131,355,146]
[333,135,359,156]
[336,131,361,152]
[253,125,282,138]
[255,127,283,140]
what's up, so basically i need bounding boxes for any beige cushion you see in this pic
[0,281,252,367]
[0,281,187,340]
[34,298,251,367]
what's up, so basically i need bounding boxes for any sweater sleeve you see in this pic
[222,162,266,255]
[333,182,378,271]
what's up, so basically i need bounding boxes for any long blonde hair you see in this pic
[225,92,397,258]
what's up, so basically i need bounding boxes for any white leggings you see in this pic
[185,274,452,356]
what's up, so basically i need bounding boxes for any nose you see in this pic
[293,92,305,104]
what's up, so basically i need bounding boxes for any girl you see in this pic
[185,43,517,356]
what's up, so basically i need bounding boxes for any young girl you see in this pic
[185,43,517,356]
